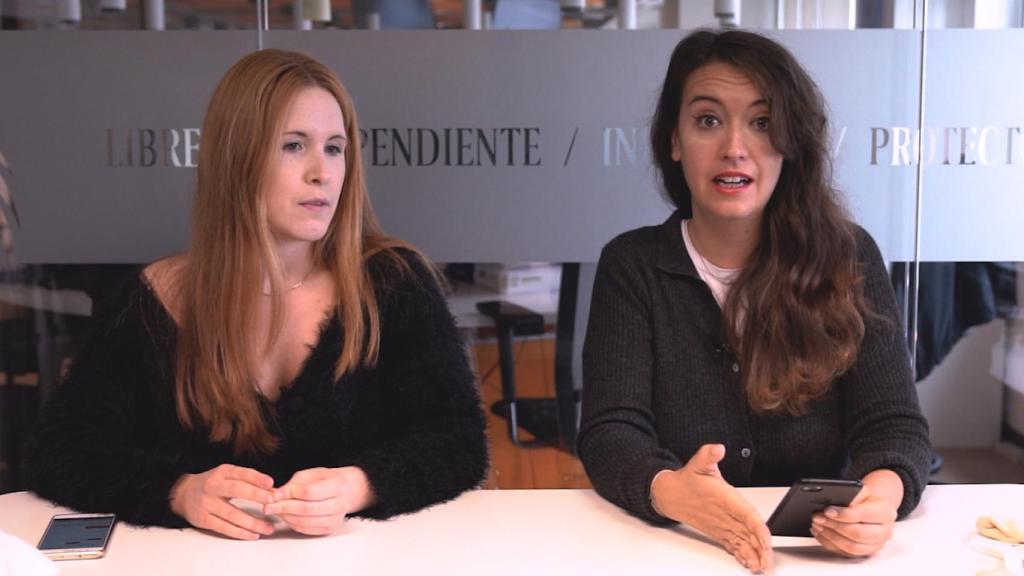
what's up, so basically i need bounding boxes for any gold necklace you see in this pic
[261,265,316,296]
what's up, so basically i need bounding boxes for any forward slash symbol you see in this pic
[563,128,580,167]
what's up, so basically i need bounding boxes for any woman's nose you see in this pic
[305,153,325,185]
[721,126,748,161]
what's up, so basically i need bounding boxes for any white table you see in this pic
[1,486,1022,575]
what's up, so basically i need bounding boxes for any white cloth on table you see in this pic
[0,530,57,576]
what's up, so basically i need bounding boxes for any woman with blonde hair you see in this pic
[27,49,488,539]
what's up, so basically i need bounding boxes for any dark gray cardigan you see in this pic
[577,210,931,525]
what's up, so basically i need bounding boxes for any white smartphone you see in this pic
[37,513,117,560]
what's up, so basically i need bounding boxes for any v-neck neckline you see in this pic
[135,271,338,406]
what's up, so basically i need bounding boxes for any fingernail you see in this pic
[811,516,824,526]
[825,507,839,518]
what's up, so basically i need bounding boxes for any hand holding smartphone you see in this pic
[767,479,863,537]
[37,513,116,560]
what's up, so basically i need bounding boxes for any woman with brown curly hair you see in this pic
[578,29,930,572]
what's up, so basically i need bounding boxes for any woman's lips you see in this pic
[712,173,753,195]
[299,199,330,211]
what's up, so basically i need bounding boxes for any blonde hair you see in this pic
[176,49,408,454]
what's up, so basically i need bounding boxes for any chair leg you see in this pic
[495,321,521,446]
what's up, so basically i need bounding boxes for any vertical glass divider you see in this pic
[910,0,930,377]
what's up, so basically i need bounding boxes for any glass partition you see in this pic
[914,1,1024,483]
[2,0,1022,495]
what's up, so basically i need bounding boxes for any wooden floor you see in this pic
[471,336,592,490]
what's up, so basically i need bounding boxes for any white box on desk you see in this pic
[473,263,561,295]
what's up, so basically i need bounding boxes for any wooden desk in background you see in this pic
[1,485,1022,575]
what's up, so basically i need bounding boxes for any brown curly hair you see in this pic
[651,30,872,414]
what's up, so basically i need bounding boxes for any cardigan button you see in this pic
[731,362,740,373]
[740,447,752,458]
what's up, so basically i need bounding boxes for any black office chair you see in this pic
[476,262,594,453]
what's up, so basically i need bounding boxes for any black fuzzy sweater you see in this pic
[578,211,932,525]
[26,254,489,528]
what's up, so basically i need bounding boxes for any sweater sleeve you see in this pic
[24,278,190,528]
[840,229,932,519]
[349,254,489,519]
[577,235,682,525]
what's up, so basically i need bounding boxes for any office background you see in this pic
[1,0,1023,493]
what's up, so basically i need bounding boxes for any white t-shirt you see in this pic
[681,219,741,308]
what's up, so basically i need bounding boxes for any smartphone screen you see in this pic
[767,479,863,537]
[38,514,116,559]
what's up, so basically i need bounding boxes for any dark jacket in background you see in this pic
[892,261,1017,381]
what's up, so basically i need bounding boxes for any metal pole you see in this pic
[465,0,482,29]
[618,0,636,29]
[254,0,268,49]
[366,12,381,30]
[143,0,165,30]
[910,0,930,376]
[294,0,312,30]
[902,260,911,342]
[100,0,128,11]
[714,0,740,27]
[57,0,82,24]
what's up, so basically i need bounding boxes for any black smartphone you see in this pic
[37,513,117,560]
[766,478,863,537]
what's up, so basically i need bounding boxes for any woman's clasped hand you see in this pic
[264,467,376,536]
[170,465,379,540]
